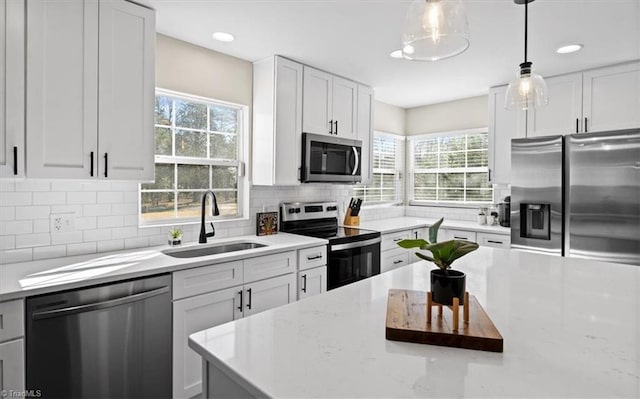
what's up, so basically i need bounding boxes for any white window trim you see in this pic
[139,88,250,227]
[408,127,493,208]
[354,131,405,206]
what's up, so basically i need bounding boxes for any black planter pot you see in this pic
[430,269,466,306]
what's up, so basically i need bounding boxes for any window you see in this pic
[409,128,493,204]
[140,89,247,223]
[353,132,404,204]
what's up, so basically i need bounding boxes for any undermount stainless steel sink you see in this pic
[162,241,267,258]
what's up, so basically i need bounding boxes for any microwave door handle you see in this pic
[351,146,359,176]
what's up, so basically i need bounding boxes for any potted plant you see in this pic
[397,218,479,305]
[168,227,183,246]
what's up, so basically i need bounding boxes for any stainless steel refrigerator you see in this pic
[511,129,640,266]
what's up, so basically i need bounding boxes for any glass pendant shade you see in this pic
[401,0,470,61]
[505,62,549,110]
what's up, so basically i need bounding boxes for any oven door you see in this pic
[327,237,381,290]
[302,133,362,183]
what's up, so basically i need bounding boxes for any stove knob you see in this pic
[295,208,301,213]
[288,208,295,214]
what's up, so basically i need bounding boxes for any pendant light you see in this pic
[401,0,470,61]
[505,0,548,110]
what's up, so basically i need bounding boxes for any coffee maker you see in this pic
[497,196,511,227]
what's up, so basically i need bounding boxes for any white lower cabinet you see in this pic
[172,251,298,398]
[0,339,24,393]
[477,232,511,249]
[445,229,477,242]
[173,287,242,399]
[243,273,296,317]
[298,266,327,300]
[381,247,411,273]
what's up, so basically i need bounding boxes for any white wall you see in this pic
[405,95,487,135]
[374,101,405,135]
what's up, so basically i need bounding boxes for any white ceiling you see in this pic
[149,0,640,109]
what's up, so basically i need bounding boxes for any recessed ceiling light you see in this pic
[390,50,404,59]
[556,44,583,54]
[212,32,234,42]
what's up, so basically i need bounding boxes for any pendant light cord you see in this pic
[524,0,528,63]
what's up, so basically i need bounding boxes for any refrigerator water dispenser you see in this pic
[521,203,550,240]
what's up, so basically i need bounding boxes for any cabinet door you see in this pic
[445,229,477,242]
[527,73,583,137]
[381,247,411,273]
[243,251,296,283]
[303,66,333,135]
[0,339,25,394]
[357,85,374,184]
[477,232,510,249]
[0,0,25,177]
[298,266,326,300]
[582,62,640,132]
[98,0,155,181]
[173,287,242,399]
[274,57,303,185]
[488,85,526,184]
[243,273,296,317]
[381,229,413,252]
[332,77,358,139]
[26,0,98,179]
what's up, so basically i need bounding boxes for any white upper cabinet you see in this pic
[0,0,25,178]
[26,0,155,181]
[488,85,526,184]
[582,62,640,133]
[303,66,358,138]
[357,85,374,184]
[527,72,583,137]
[98,0,155,181]
[252,56,303,186]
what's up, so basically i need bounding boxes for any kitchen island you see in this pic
[189,247,640,398]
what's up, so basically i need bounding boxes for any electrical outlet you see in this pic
[50,213,75,233]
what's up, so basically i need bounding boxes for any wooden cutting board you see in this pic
[385,289,503,352]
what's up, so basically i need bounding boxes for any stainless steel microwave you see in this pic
[301,133,362,183]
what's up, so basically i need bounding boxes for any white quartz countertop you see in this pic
[189,247,640,398]
[354,216,511,235]
[0,233,327,301]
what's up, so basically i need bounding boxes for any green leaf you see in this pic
[415,252,435,263]
[397,239,429,249]
[428,217,444,243]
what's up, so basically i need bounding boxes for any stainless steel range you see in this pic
[280,202,381,290]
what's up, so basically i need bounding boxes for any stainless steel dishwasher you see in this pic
[26,274,172,399]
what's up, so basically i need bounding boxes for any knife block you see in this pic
[343,208,360,226]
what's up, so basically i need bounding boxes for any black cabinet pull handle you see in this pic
[487,240,503,244]
[414,231,418,239]
[488,168,492,182]
[393,260,404,265]
[334,120,338,135]
[584,117,588,133]
[302,275,307,293]
[454,236,467,240]
[90,152,94,177]
[576,118,579,133]
[246,288,252,309]
[237,290,243,311]
[307,255,322,261]
[329,120,334,134]
[13,146,17,175]
[104,153,108,177]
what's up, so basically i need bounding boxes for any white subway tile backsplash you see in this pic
[51,205,83,215]
[83,229,112,242]
[0,180,15,192]
[51,231,83,245]
[97,215,124,229]
[33,245,67,260]
[111,203,137,215]
[51,181,83,192]
[123,215,139,226]
[15,206,51,220]
[110,182,138,191]
[0,236,15,250]
[149,235,167,246]
[16,233,51,248]
[33,191,66,205]
[15,180,51,192]
[1,248,33,263]
[124,237,149,250]
[75,217,97,230]
[82,182,112,192]
[0,220,33,235]
[97,191,124,203]
[33,219,50,233]
[67,192,97,204]
[111,226,138,239]
[0,207,15,221]
[123,191,138,203]
[83,204,112,217]
[67,242,97,256]
[98,239,124,253]
[0,192,32,206]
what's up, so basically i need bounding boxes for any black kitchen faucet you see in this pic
[199,190,220,243]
